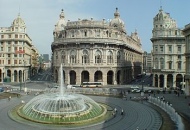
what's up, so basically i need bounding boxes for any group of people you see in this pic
[112,108,124,117]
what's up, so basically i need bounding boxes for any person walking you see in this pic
[114,108,117,113]
[121,109,124,115]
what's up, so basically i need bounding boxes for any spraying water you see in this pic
[60,64,64,95]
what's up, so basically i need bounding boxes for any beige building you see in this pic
[151,8,185,89]
[183,23,190,96]
[51,8,143,85]
[0,14,39,83]
[143,51,153,73]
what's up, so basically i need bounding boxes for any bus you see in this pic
[82,82,102,88]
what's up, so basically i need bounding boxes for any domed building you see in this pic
[0,14,39,84]
[151,7,185,89]
[51,8,143,85]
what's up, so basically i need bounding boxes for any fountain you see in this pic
[16,64,108,124]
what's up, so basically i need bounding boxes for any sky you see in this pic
[1,0,190,55]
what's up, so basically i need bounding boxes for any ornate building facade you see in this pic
[51,8,143,85]
[151,8,185,89]
[0,14,39,83]
[183,23,190,96]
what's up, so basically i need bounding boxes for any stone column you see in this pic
[89,70,94,82]
[158,74,160,88]
[103,70,107,85]
[164,74,167,88]
[114,70,117,85]
[76,70,81,85]
[173,74,176,88]
[65,70,69,85]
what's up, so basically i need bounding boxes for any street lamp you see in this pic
[141,80,145,92]
[141,72,146,96]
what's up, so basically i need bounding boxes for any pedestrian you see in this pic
[8,96,11,101]
[121,109,124,115]
[114,108,117,113]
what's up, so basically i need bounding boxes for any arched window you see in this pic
[70,50,76,64]
[107,50,113,63]
[117,51,121,63]
[82,50,89,64]
[95,50,102,63]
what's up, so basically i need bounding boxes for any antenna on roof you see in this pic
[160,0,162,10]
[18,0,22,15]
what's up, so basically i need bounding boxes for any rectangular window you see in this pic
[1,47,3,51]
[168,62,172,69]
[8,47,11,51]
[14,54,17,57]
[8,54,10,57]
[8,60,11,64]
[175,30,178,35]
[155,46,158,52]
[168,45,172,52]
[1,35,4,39]
[177,46,181,52]
[178,55,181,60]
[160,46,163,52]
[14,60,17,64]
[178,62,181,70]
[9,35,11,38]
[15,34,18,38]
[19,35,22,38]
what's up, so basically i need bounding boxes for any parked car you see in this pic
[131,89,141,93]
[67,85,75,89]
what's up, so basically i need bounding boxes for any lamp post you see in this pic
[141,72,146,96]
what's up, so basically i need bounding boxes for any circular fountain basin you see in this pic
[17,93,107,124]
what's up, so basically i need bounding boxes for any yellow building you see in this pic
[0,14,39,83]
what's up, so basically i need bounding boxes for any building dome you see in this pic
[110,8,125,28]
[153,7,177,29]
[12,14,26,27]
[54,9,67,32]
[109,8,126,33]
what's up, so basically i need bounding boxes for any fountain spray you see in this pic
[60,64,64,95]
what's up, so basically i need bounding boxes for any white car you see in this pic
[67,85,75,89]
[131,89,141,93]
